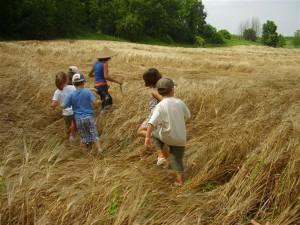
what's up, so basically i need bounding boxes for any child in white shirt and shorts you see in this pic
[51,72,76,141]
[145,78,191,186]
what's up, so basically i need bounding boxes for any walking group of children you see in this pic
[51,47,190,186]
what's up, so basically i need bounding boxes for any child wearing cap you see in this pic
[145,78,191,186]
[88,47,123,112]
[64,73,102,152]
[137,68,167,165]
[51,71,76,141]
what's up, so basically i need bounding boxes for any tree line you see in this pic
[0,0,226,44]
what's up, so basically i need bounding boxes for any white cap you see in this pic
[72,73,85,83]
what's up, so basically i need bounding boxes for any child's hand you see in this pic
[144,137,152,148]
[89,87,98,93]
[51,100,59,109]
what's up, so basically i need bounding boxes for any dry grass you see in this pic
[1,40,300,225]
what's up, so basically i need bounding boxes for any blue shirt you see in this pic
[94,61,107,84]
[64,88,96,119]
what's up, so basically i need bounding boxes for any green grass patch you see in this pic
[284,36,300,49]
[109,190,119,216]
[223,35,262,47]
[140,36,197,48]
[199,181,219,192]
[64,32,125,42]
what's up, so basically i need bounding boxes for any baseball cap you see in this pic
[72,73,85,83]
[69,66,80,74]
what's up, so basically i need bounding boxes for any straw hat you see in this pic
[98,47,117,59]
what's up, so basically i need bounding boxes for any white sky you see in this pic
[202,0,300,36]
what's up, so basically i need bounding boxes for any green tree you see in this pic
[17,0,57,39]
[0,0,209,44]
[86,0,101,30]
[218,29,231,40]
[116,13,144,41]
[292,30,300,47]
[243,28,257,41]
[262,20,280,47]
[202,24,224,44]
[0,0,25,37]
[277,34,286,47]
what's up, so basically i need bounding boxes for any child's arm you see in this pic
[88,66,94,78]
[145,106,161,147]
[151,89,163,101]
[87,89,100,109]
[89,87,98,93]
[103,62,123,85]
[64,95,72,109]
[145,124,154,148]
[92,99,101,109]
[51,100,60,109]
[183,103,191,121]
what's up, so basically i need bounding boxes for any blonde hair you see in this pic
[55,72,68,90]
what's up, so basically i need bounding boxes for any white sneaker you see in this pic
[157,157,167,166]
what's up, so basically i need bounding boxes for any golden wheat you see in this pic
[0,40,300,225]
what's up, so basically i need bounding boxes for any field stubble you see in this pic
[0,40,300,224]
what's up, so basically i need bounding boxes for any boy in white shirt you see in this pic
[145,78,191,186]
[51,72,76,141]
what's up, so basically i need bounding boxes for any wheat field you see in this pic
[0,40,300,225]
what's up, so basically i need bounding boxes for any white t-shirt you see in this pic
[148,97,191,146]
[52,85,76,116]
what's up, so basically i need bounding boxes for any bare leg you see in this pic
[95,139,103,153]
[137,125,147,137]
[175,173,184,186]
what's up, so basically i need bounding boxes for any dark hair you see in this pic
[143,68,162,87]
[55,72,67,90]
[73,81,85,87]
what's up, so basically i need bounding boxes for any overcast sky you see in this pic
[202,0,300,36]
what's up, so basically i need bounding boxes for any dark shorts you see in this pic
[153,137,185,173]
[75,116,99,144]
[63,115,74,134]
[95,85,113,109]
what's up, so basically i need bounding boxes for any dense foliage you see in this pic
[243,28,257,42]
[261,20,285,47]
[202,24,224,44]
[0,0,223,44]
[293,30,300,47]
[218,29,231,40]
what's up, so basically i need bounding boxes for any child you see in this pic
[88,47,123,111]
[137,68,167,165]
[64,74,102,152]
[51,72,76,141]
[145,78,191,186]
[67,66,80,85]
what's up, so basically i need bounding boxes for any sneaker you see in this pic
[173,180,183,187]
[156,157,167,166]
[174,176,184,186]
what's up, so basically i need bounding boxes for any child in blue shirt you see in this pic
[64,74,102,152]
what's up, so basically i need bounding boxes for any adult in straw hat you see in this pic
[88,47,123,111]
